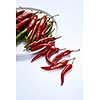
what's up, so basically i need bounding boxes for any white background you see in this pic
[0,0,100,100]
[16,0,82,100]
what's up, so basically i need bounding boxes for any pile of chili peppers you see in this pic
[16,8,80,86]
[16,9,56,43]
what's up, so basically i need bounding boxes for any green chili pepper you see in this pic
[47,28,55,37]
[31,34,36,42]
[16,28,27,42]
[24,34,36,49]
[43,22,53,37]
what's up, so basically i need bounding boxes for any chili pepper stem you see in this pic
[59,48,66,51]
[67,57,76,62]
[71,57,76,65]
[48,14,59,21]
[71,49,80,52]
[55,36,62,39]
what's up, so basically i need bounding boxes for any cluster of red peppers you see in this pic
[26,38,80,86]
[16,8,80,86]
[16,9,55,43]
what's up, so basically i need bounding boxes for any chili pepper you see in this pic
[61,58,76,86]
[30,41,55,51]
[41,22,53,38]
[16,9,25,17]
[37,14,59,22]
[16,18,21,24]
[52,49,80,64]
[29,22,39,41]
[27,36,61,49]
[16,12,32,21]
[44,22,53,35]
[24,29,33,42]
[42,25,53,38]
[45,47,66,64]
[16,18,31,32]
[31,43,53,62]
[16,28,27,42]
[41,25,49,36]
[47,28,55,37]
[36,15,47,41]
[27,15,38,34]
[41,58,75,70]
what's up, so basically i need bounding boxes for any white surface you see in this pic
[16,0,82,100]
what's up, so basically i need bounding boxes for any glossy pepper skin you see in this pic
[52,49,80,64]
[28,36,61,48]
[16,12,32,21]
[45,47,59,64]
[30,41,55,51]
[36,16,47,41]
[16,18,31,32]
[41,60,68,70]
[41,25,49,35]
[16,18,21,24]
[27,15,38,34]
[29,22,39,41]
[61,64,72,86]
[16,9,25,17]
[31,42,54,62]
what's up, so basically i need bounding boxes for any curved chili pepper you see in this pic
[30,41,55,51]
[16,12,32,21]
[45,47,63,64]
[29,22,39,41]
[61,58,75,86]
[16,9,25,17]
[41,25,49,35]
[31,43,54,62]
[16,28,27,42]
[52,49,80,64]
[43,23,53,37]
[36,15,47,41]
[27,15,38,34]
[27,36,61,48]
[41,59,71,70]
[16,18,31,32]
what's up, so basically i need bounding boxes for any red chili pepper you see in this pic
[36,16,47,41]
[16,18,21,23]
[52,49,80,64]
[31,43,53,62]
[16,12,32,21]
[28,36,61,48]
[61,58,75,86]
[41,25,49,35]
[45,47,66,64]
[41,59,74,70]
[16,9,25,17]
[29,22,39,40]
[30,41,55,51]
[16,18,31,32]
[27,15,38,34]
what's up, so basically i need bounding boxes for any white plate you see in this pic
[16,7,58,59]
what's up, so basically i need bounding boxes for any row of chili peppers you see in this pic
[16,9,56,43]
[16,8,80,86]
[24,36,80,86]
